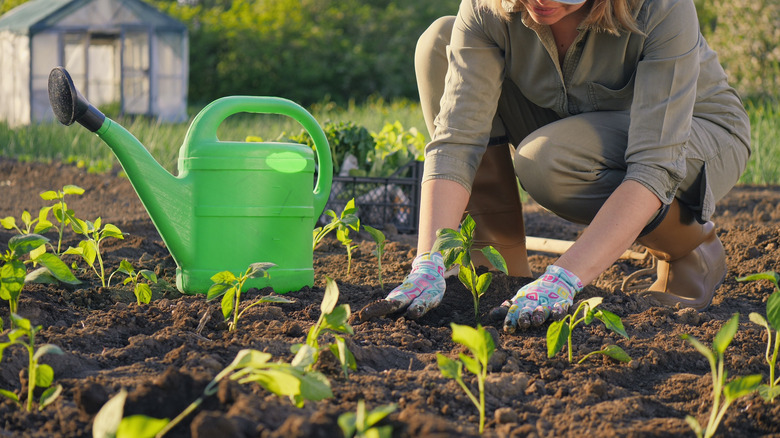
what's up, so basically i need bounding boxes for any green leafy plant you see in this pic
[547,297,631,364]
[1,210,53,235]
[1,234,78,319]
[92,348,333,438]
[0,314,64,412]
[108,260,159,305]
[313,198,360,251]
[367,121,426,177]
[338,400,397,438]
[363,225,386,290]
[432,214,508,321]
[63,217,124,287]
[737,271,780,401]
[206,263,293,332]
[292,277,356,378]
[39,184,84,255]
[436,323,494,434]
[681,313,763,438]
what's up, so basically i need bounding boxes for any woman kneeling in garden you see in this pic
[374,0,751,331]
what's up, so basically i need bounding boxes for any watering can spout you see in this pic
[48,67,194,268]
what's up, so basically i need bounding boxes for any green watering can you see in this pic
[47,67,333,294]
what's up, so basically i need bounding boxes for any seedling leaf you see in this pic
[35,364,55,388]
[749,312,769,330]
[480,246,508,275]
[458,266,475,291]
[601,344,632,362]
[321,277,340,314]
[33,252,79,284]
[459,353,482,375]
[291,344,317,368]
[451,323,493,363]
[62,185,85,196]
[0,389,19,404]
[685,415,703,437]
[594,309,629,338]
[206,282,230,300]
[210,271,237,285]
[249,369,302,397]
[117,415,169,438]
[33,344,64,361]
[92,389,127,438]
[547,319,569,358]
[135,284,152,304]
[723,374,762,401]
[9,234,49,257]
[475,273,492,296]
[759,384,780,401]
[297,370,333,402]
[767,291,780,330]
[38,384,62,410]
[436,353,462,379]
[247,262,275,278]
[221,287,236,320]
[713,313,739,355]
[323,304,353,334]
[231,349,272,369]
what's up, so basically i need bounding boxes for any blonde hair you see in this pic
[480,0,642,36]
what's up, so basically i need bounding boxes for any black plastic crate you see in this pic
[323,160,423,234]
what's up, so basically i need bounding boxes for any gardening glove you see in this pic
[384,251,446,319]
[499,265,583,333]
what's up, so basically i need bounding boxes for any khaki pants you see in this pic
[415,16,749,225]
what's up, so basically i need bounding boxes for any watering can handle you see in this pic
[182,96,334,218]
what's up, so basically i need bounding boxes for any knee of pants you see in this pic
[512,135,624,225]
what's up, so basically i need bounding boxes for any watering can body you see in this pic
[47,67,333,294]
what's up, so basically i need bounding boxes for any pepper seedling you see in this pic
[437,323,494,434]
[92,348,333,438]
[313,197,360,251]
[63,217,124,287]
[108,260,158,305]
[363,225,386,290]
[291,277,356,378]
[338,400,397,438]
[737,271,780,401]
[681,313,762,438]
[432,214,508,322]
[207,262,293,331]
[1,234,78,322]
[546,297,631,364]
[39,184,84,255]
[0,314,64,412]
[1,209,53,236]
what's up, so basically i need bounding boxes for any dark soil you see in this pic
[2,158,780,437]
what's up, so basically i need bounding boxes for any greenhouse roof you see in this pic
[0,0,186,35]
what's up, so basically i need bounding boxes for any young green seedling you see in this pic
[681,313,762,438]
[432,215,508,321]
[737,271,780,401]
[63,217,124,287]
[338,400,397,438]
[437,323,494,434]
[0,314,64,412]
[92,348,333,438]
[207,262,293,332]
[1,210,53,235]
[108,260,158,305]
[363,225,386,290]
[39,184,84,255]
[547,297,631,364]
[292,277,356,378]
[312,198,360,256]
[1,234,78,320]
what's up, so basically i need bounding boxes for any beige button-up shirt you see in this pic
[425,0,750,206]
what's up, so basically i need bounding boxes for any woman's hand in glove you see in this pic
[498,265,583,333]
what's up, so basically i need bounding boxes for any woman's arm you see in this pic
[555,180,662,285]
[416,178,471,253]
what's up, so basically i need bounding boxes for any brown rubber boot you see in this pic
[636,200,726,310]
[465,144,532,278]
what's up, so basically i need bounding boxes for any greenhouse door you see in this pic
[121,29,150,115]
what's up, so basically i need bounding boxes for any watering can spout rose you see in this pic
[47,67,333,294]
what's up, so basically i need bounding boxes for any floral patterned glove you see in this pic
[384,252,446,319]
[502,265,583,333]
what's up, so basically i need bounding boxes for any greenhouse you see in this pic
[0,0,188,127]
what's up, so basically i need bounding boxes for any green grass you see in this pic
[2,96,779,185]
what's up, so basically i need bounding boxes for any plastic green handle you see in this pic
[181,96,333,218]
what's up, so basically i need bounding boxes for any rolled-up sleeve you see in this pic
[423,0,506,192]
[625,0,700,204]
